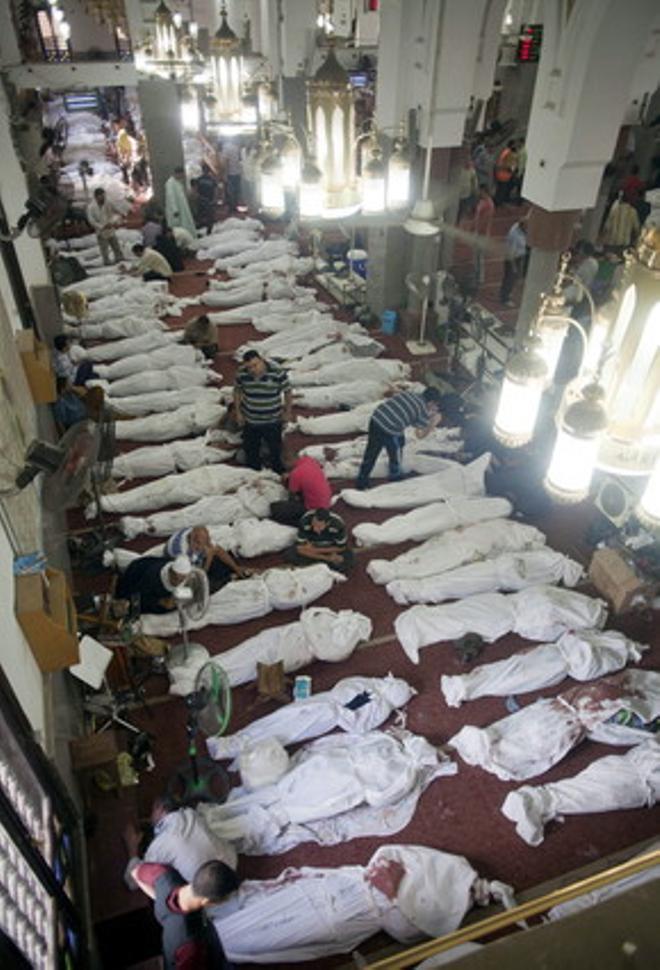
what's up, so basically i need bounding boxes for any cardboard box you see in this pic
[15,567,79,672]
[588,548,654,614]
[15,329,56,404]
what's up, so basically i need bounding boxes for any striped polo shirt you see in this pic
[235,361,290,425]
[371,391,430,435]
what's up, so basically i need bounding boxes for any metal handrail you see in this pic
[365,848,660,968]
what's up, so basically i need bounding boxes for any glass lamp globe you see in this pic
[493,339,548,447]
[387,138,411,210]
[259,152,285,218]
[361,150,386,214]
[544,383,608,503]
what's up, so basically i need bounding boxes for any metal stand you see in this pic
[84,677,142,735]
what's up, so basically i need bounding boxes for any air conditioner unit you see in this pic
[594,475,643,528]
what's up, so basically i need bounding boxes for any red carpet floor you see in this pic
[73,209,660,969]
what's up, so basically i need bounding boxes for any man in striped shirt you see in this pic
[234,350,292,474]
[356,387,443,490]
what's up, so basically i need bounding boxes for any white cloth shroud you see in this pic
[114,402,227,443]
[65,315,164,341]
[207,674,416,762]
[290,358,409,387]
[119,479,285,538]
[395,585,607,664]
[84,329,181,362]
[106,365,215,398]
[293,379,423,410]
[141,563,345,636]
[167,607,373,694]
[110,385,222,418]
[236,318,361,361]
[227,254,313,279]
[111,434,235,479]
[449,669,660,781]
[248,309,332,336]
[93,465,272,516]
[367,518,546,585]
[208,843,511,964]
[203,281,313,308]
[301,427,463,480]
[200,730,454,855]
[387,548,584,605]
[441,629,647,707]
[112,519,297,568]
[213,238,296,270]
[142,806,237,881]
[210,296,319,325]
[501,739,660,846]
[341,455,490,510]
[353,497,513,549]
[95,343,198,380]
[288,333,384,368]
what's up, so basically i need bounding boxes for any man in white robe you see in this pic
[165,167,197,237]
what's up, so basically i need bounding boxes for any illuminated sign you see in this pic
[517,23,543,63]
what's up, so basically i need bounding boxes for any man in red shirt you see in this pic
[270,452,332,526]
[131,858,239,969]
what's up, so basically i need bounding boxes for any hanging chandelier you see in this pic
[492,228,660,511]
[204,4,256,134]
[134,0,205,82]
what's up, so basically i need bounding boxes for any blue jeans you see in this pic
[356,420,404,489]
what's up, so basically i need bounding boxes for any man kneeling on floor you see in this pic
[116,554,192,614]
[132,858,238,969]
[285,507,353,574]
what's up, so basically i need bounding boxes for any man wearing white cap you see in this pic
[116,553,193,615]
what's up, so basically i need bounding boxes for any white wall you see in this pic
[0,518,46,740]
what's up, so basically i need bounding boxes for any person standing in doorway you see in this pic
[196,162,219,234]
[500,218,527,307]
[165,166,198,238]
[86,188,123,265]
[234,350,292,474]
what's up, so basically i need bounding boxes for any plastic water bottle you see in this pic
[293,675,312,702]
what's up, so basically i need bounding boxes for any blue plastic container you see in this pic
[381,309,398,335]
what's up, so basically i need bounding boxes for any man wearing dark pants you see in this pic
[270,451,332,526]
[356,387,443,490]
[234,350,292,474]
[286,508,353,574]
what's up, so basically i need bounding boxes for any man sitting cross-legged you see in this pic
[285,507,353,574]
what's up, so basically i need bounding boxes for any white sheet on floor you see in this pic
[236,318,358,360]
[367,519,546,585]
[168,607,372,694]
[501,740,660,846]
[114,402,226,443]
[228,255,314,279]
[95,466,272,516]
[388,548,583,605]
[96,344,198,380]
[209,843,509,963]
[119,479,286,538]
[294,379,404,410]
[111,435,235,479]
[106,365,215,398]
[288,335,385,371]
[200,730,452,855]
[395,586,607,664]
[140,563,345,636]
[214,239,296,270]
[210,296,319,325]
[341,455,490,511]
[207,674,416,761]
[112,519,297,569]
[201,233,261,260]
[203,281,313,307]
[449,669,660,781]
[84,329,181,362]
[142,806,237,881]
[441,629,646,707]
[353,497,512,549]
[301,427,463,480]
[110,385,222,418]
[291,358,410,387]
[64,315,164,341]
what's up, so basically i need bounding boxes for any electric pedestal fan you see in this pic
[15,420,101,507]
[166,566,210,669]
[169,660,232,805]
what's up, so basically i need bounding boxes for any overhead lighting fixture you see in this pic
[404,199,440,236]
[544,383,608,503]
[493,337,548,447]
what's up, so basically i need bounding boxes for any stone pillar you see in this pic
[516,205,579,341]
[138,79,184,203]
[366,225,408,318]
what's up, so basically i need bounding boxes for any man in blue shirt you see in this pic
[500,219,528,307]
[356,387,443,490]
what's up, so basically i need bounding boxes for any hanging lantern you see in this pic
[534,292,571,387]
[208,5,244,122]
[544,383,608,503]
[259,149,285,218]
[154,0,179,62]
[257,81,274,123]
[299,158,324,218]
[594,228,660,475]
[493,339,548,447]
[387,136,411,210]
[180,86,200,133]
[279,133,302,191]
[306,45,358,216]
[361,147,386,213]
[637,457,660,534]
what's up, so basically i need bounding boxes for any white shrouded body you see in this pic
[545,428,602,503]
[493,378,543,447]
